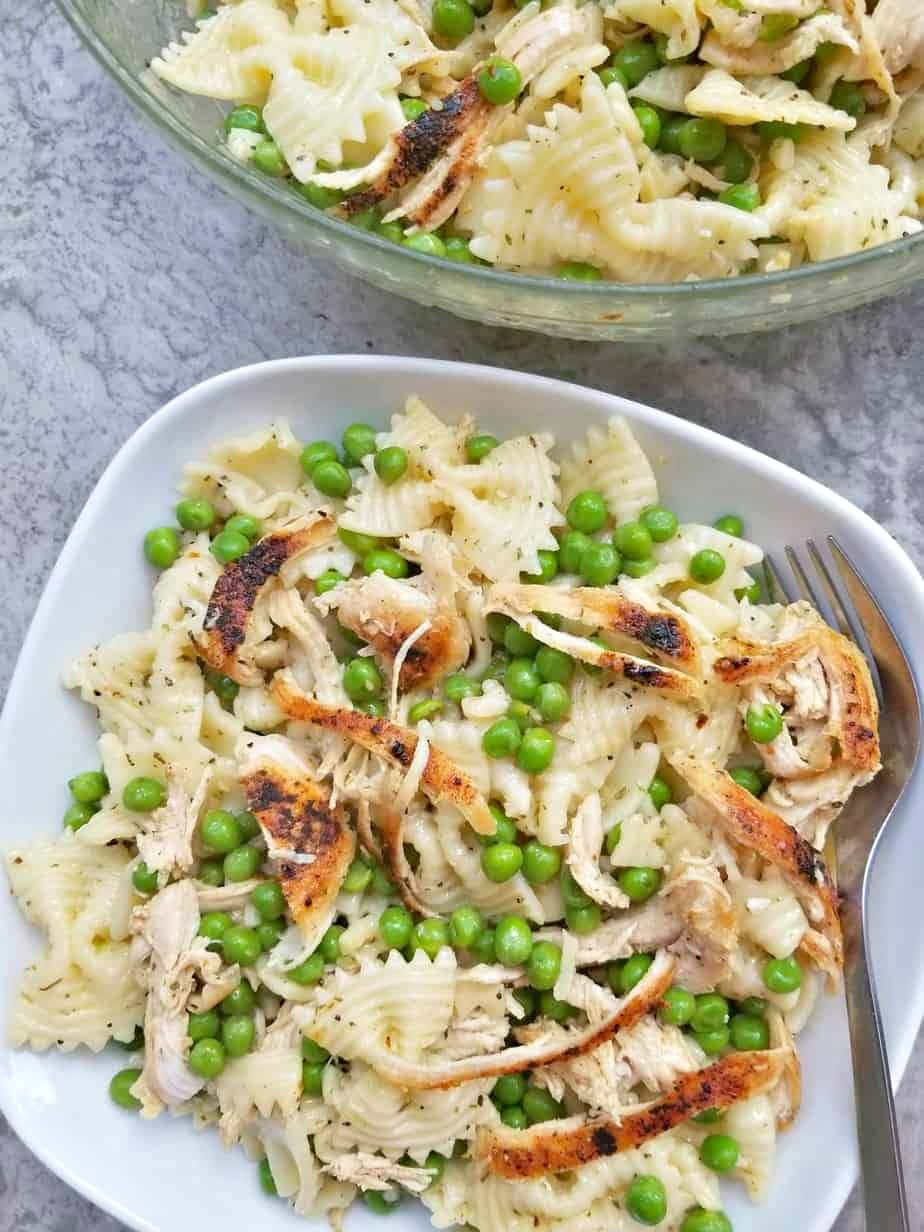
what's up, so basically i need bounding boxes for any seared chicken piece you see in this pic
[490,582,700,672]
[198,512,334,685]
[239,736,356,954]
[271,671,496,836]
[475,1048,785,1179]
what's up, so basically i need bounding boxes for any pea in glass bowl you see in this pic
[59,0,924,340]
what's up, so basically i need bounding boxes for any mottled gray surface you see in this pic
[1,4,923,1230]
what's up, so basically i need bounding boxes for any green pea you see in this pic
[487,613,511,644]
[759,12,799,40]
[109,1067,142,1110]
[372,446,409,486]
[222,924,262,966]
[580,541,620,587]
[298,181,345,210]
[199,911,233,944]
[411,917,451,959]
[363,547,409,578]
[144,527,180,569]
[313,459,352,498]
[310,569,343,599]
[523,549,559,585]
[342,856,373,894]
[408,698,444,724]
[648,775,672,810]
[626,1175,667,1225]
[633,103,662,148]
[477,55,522,105]
[62,801,94,831]
[370,865,394,897]
[522,1085,563,1124]
[221,1013,255,1057]
[301,1038,330,1064]
[288,952,324,985]
[343,657,383,703]
[735,578,762,604]
[527,940,562,991]
[780,57,811,83]
[541,991,577,1024]
[337,527,379,556]
[471,926,496,963]
[501,1104,528,1129]
[506,701,536,733]
[718,182,761,212]
[188,1010,221,1044]
[692,1108,722,1124]
[689,548,726,583]
[566,489,607,534]
[256,920,285,951]
[132,862,159,894]
[757,120,804,143]
[605,823,623,854]
[493,1073,527,1107]
[659,113,688,155]
[481,841,523,882]
[745,701,783,743]
[763,954,802,993]
[598,65,629,89]
[622,557,656,578]
[189,1037,226,1079]
[252,139,287,176]
[712,514,743,537]
[692,993,730,1033]
[433,0,475,38]
[198,859,224,887]
[444,673,482,703]
[729,766,765,795]
[679,117,727,163]
[401,96,428,122]
[483,717,522,760]
[815,39,842,66]
[558,529,592,573]
[660,986,696,1026]
[639,505,678,543]
[340,422,377,464]
[122,776,165,813]
[221,982,257,1016]
[364,1191,401,1215]
[522,839,562,885]
[233,804,261,834]
[501,658,537,704]
[224,513,261,542]
[620,953,653,993]
[224,104,264,134]
[730,1012,770,1051]
[739,996,768,1016]
[466,434,499,462]
[558,261,602,281]
[487,802,518,844]
[613,521,653,561]
[423,1151,445,1187]
[518,727,555,774]
[566,902,602,934]
[211,529,250,563]
[359,699,386,716]
[320,925,344,963]
[449,904,484,949]
[495,915,534,966]
[68,770,109,804]
[204,667,239,706]
[349,208,380,232]
[533,681,569,724]
[611,39,660,87]
[300,441,338,475]
[224,844,261,883]
[504,622,540,657]
[714,140,754,184]
[680,1210,732,1232]
[696,1024,731,1055]
[259,1157,278,1196]
[377,904,412,949]
[444,236,476,262]
[618,866,662,902]
[249,879,285,922]
[513,987,537,1019]
[535,646,574,685]
[201,809,243,854]
[561,866,592,908]
[700,1133,739,1173]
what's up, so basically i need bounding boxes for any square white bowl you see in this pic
[2,356,923,1232]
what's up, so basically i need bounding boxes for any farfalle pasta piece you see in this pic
[685,69,858,132]
[604,0,702,60]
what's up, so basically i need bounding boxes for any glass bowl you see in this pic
[59,0,924,340]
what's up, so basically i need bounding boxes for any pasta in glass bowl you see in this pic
[57,0,924,338]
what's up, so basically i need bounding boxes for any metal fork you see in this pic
[764,537,921,1232]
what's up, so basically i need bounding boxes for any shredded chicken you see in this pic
[566,793,630,910]
[616,1015,705,1093]
[871,0,924,75]
[267,588,348,706]
[137,767,213,879]
[323,1153,434,1194]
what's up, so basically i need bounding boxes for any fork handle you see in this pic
[843,881,910,1231]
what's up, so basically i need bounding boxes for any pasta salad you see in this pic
[148,0,924,281]
[6,400,882,1232]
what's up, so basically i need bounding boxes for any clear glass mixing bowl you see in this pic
[59,0,924,340]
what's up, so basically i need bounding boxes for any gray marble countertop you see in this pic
[2,6,923,1230]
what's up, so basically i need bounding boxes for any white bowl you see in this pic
[2,356,923,1232]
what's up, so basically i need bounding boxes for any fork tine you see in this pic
[763,553,794,604]
[806,539,853,640]
[825,537,886,708]
[783,545,840,631]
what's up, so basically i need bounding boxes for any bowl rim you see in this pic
[57,0,924,301]
[4,355,924,1232]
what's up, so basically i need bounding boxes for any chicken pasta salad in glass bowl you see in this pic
[146,0,924,285]
[4,387,884,1232]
